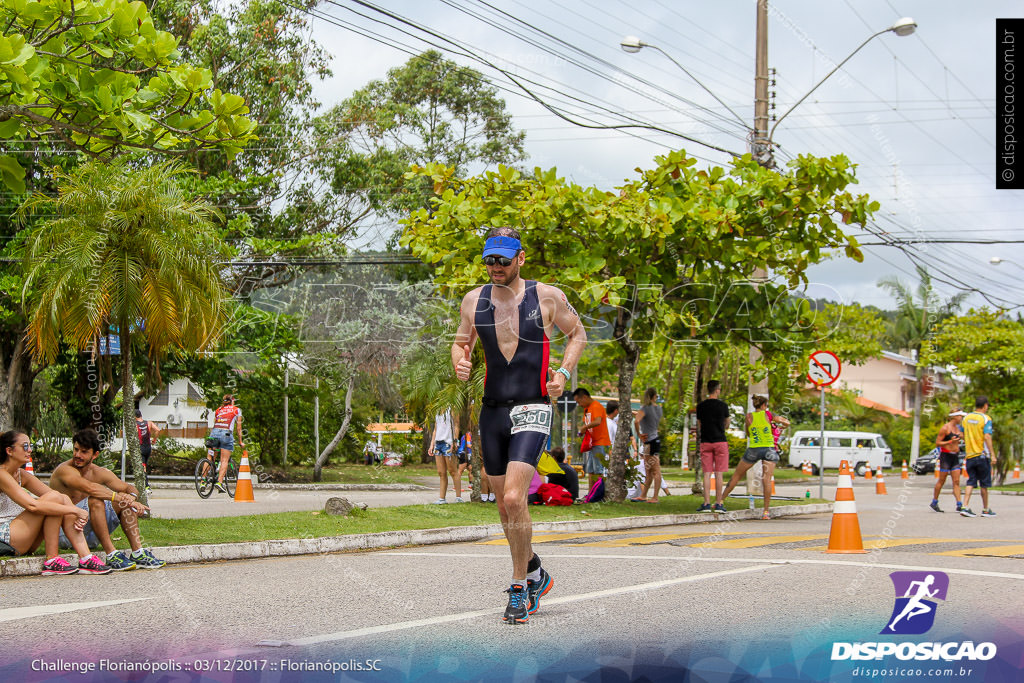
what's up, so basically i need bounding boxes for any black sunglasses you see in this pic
[483,255,515,266]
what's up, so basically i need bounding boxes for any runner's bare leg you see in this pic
[490,461,535,580]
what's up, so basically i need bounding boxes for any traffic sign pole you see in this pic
[807,350,842,500]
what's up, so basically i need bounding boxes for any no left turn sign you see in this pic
[807,350,841,387]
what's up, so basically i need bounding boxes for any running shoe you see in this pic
[41,556,78,576]
[956,503,963,512]
[527,567,553,615]
[959,508,977,518]
[105,550,136,571]
[713,503,727,514]
[929,501,943,513]
[214,481,227,494]
[454,497,465,503]
[432,498,447,504]
[981,509,997,517]
[133,549,166,569]
[78,554,113,574]
[696,503,713,513]
[761,510,771,520]
[503,584,529,624]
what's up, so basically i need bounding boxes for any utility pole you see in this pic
[748,0,770,407]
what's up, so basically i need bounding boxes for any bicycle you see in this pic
[194,440,238,499]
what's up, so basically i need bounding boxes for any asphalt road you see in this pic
[1,474,1021,682]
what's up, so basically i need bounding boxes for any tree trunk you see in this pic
[691,359,705,495]
[120,327,148,506]
[909,365,923,463]
[1,337,39,432]
[608,301,641,502]
[315,375,354,482]
[470,423,482,503]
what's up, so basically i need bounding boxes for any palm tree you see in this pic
[20,160,228,504]
[878,266,967,463]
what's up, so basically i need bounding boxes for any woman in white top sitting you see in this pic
[0,430,101,575]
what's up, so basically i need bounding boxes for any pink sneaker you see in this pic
[41,556,78,575]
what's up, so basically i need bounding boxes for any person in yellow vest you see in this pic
[720,395,788,519]
[959,396,997,518]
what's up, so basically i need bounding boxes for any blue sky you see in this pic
[307,1,1023,311]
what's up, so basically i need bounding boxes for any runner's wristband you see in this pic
[555,367,571,382]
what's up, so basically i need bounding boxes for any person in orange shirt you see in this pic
[572,387,611,490]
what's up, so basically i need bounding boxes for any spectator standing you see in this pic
[430,410,462,504]
[695,380,730,513]
[931,410,966,513]
[573,388,611,490]
[721,395,784,518]
[134,409,160,496]
[960,397,996,518]
[634,388,664,503]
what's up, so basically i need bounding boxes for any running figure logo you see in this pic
[881,571,949,635]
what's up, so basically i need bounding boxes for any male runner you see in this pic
[453,227,586,624]
[930,410,965,513]
[960,397,996,518]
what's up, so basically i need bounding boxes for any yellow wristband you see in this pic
[110,492,116,503]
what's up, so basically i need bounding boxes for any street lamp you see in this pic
[619,36,749,129]
[766,17,917,149]
[990,256,1024,269]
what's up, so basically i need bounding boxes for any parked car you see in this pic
[788,430,893,476]
[913,448,939,474]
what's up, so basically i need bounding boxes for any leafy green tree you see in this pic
[324,50,525,226]
[878,266,967,463]
[19,160,228,503]
[0,0,257,192]
[926,309,1024,482]
[403,151,876,501]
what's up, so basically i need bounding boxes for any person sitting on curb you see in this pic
[0,430,112,575]
[544,447,579,501]
[50,428,166,570]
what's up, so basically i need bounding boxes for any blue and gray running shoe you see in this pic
[527,568,553,615]
[105,550,136,571]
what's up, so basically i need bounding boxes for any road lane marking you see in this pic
[478,531,609,545]
[0,598,152,624]
[382,551,1024,581]
[933,544,1024,557]
[693,534,828,549]
[278,564,779,647]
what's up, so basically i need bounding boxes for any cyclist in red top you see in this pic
[208,395,243,494]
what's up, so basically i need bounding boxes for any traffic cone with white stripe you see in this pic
[864,465,873,479]
[707,473,716,498]
[1014,463,1020,479]
[901,460,908,479]
[826,460,867,554]
[234,449,255,503]
[682,457,689,472]
[935,465,941,479]
[960,460,967,478]
[875,466,887,495]
[771,475,776,495]
[24,457,33,474]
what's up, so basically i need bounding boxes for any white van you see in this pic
[788,430,893,476]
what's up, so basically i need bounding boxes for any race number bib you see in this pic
[510,403,552,435]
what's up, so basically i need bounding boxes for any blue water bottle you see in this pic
[748,495,755,510]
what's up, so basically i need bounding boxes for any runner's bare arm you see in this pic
[540,284,587,372]
[452,290,480,381]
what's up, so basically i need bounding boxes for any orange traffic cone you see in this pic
[682,457,689,472]
[234,450,255,503]
[24,457,33,474]
[901,460,908,479]
[864,466,873,479]
[935,465,941,479]
[826,460,867,554]
[707,474,716,496]
[875,466,887,495]
[960,461,967,478]
[803,461,812,475]
[1014,464,1020,479]
[771,475,776,495]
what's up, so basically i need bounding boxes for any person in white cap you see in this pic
[931,409,966,513]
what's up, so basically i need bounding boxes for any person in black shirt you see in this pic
[695,380,731,513]
[545,447,579,500]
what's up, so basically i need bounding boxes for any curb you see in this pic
[147,483,432,492]
[0,503,832,578]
